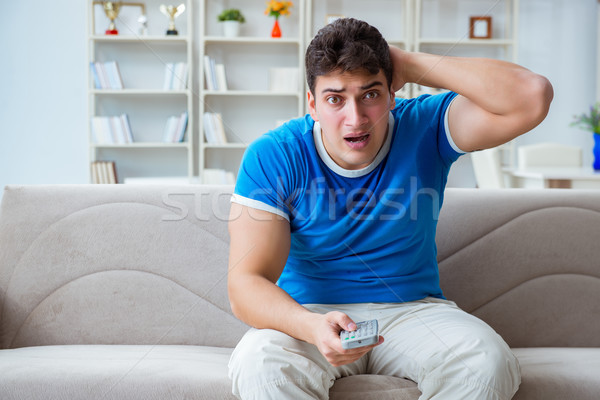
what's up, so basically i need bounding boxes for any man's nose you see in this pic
[345,101,368,127]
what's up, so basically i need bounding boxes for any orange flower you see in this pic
[265,1,293,18]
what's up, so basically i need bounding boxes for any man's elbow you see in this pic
[526,74,554,127]
[227,272,245,320]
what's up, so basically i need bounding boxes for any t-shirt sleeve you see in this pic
[231,134,293,221]
[410,91,466,166]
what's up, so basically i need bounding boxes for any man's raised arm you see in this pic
[389,46,554,152]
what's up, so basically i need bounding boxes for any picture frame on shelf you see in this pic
[325,14,344,25]
[469,16,492,39]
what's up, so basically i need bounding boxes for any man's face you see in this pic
[308,69,395,170]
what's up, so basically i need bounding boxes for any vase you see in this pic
[222,21,241,38]
[271,18,281,38]
[594,134,600,170]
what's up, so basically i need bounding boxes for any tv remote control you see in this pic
[340,319,379,350]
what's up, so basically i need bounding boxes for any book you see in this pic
[202,112,228,144]
[94,62,109,89]
[91,114,133,144]
[174,62,188,90]
[120,114,134,143]
[91,61,124,89]
[212,113,228,143]
[91,161,117,184]
[203,55,218,90]
[105,61,124,89]
[162,111,188,143]
[163,63,174,90]
[202,112,217,143]
[163,62,188,90]
[90,62,102,89]
[215,64,228,91]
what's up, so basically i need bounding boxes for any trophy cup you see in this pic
[93,1,146,36]
[103,1,122,35]
[160,4,186,35]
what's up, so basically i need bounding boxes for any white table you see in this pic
[508,167,600,189]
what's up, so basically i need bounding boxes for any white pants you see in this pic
[228,298,521,400]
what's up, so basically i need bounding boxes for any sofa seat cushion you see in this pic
[330,374,419,399]
[512,347,600,400]
[0,345,237,400]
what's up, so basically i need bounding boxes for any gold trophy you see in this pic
[103,1,122,35]
[93,1,146,36]
[160,4,186,36]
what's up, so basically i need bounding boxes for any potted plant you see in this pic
[571,102,600,170]
[218,9,245,38]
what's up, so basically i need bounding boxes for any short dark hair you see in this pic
[305,18,393,94]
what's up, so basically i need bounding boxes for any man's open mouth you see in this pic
[344,134,369,143]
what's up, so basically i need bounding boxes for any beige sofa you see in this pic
[0,184,599,399]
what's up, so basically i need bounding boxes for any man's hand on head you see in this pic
[389,46,409,93]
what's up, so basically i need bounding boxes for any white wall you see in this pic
[0,0,598,198]
[0,1,88,191]
[516,0,598,160]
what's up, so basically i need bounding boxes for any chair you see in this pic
[471,148,505,188]
[516,142,583,188]
[517,142,583,169]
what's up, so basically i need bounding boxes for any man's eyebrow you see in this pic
[320,80,385,95]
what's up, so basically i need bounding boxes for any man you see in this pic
[227,18,553,399]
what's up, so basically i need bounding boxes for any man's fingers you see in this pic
[328,311,356,332]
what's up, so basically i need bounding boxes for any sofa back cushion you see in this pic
[438,188,600,348]
[0,185,248,349]
[1,186,599,349]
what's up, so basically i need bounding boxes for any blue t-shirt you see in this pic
[232,92,464,305]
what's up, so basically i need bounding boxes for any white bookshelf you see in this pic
[87,0,194,183]
[83,0,521,184]
[199,0,306,183]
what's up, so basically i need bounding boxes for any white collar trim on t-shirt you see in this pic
[313,112,395,178]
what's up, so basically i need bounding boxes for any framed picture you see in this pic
[325,14,344,25]
[469,16,492,39]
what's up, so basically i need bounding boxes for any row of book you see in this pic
[163,111,188,143]
[90,61,124,89]
[163,62,188,90]
[202,112,228,144]
[91,114,134,144]
[203,55,228,91]
[91,161,117,184]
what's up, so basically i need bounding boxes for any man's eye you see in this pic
[327,96,341,105]
[365,91,379,100]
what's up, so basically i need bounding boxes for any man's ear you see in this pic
[389,87,396,110]
[307,90,318,121]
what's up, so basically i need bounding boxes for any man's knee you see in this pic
[229,328,333,399]
[453,332,521,398]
